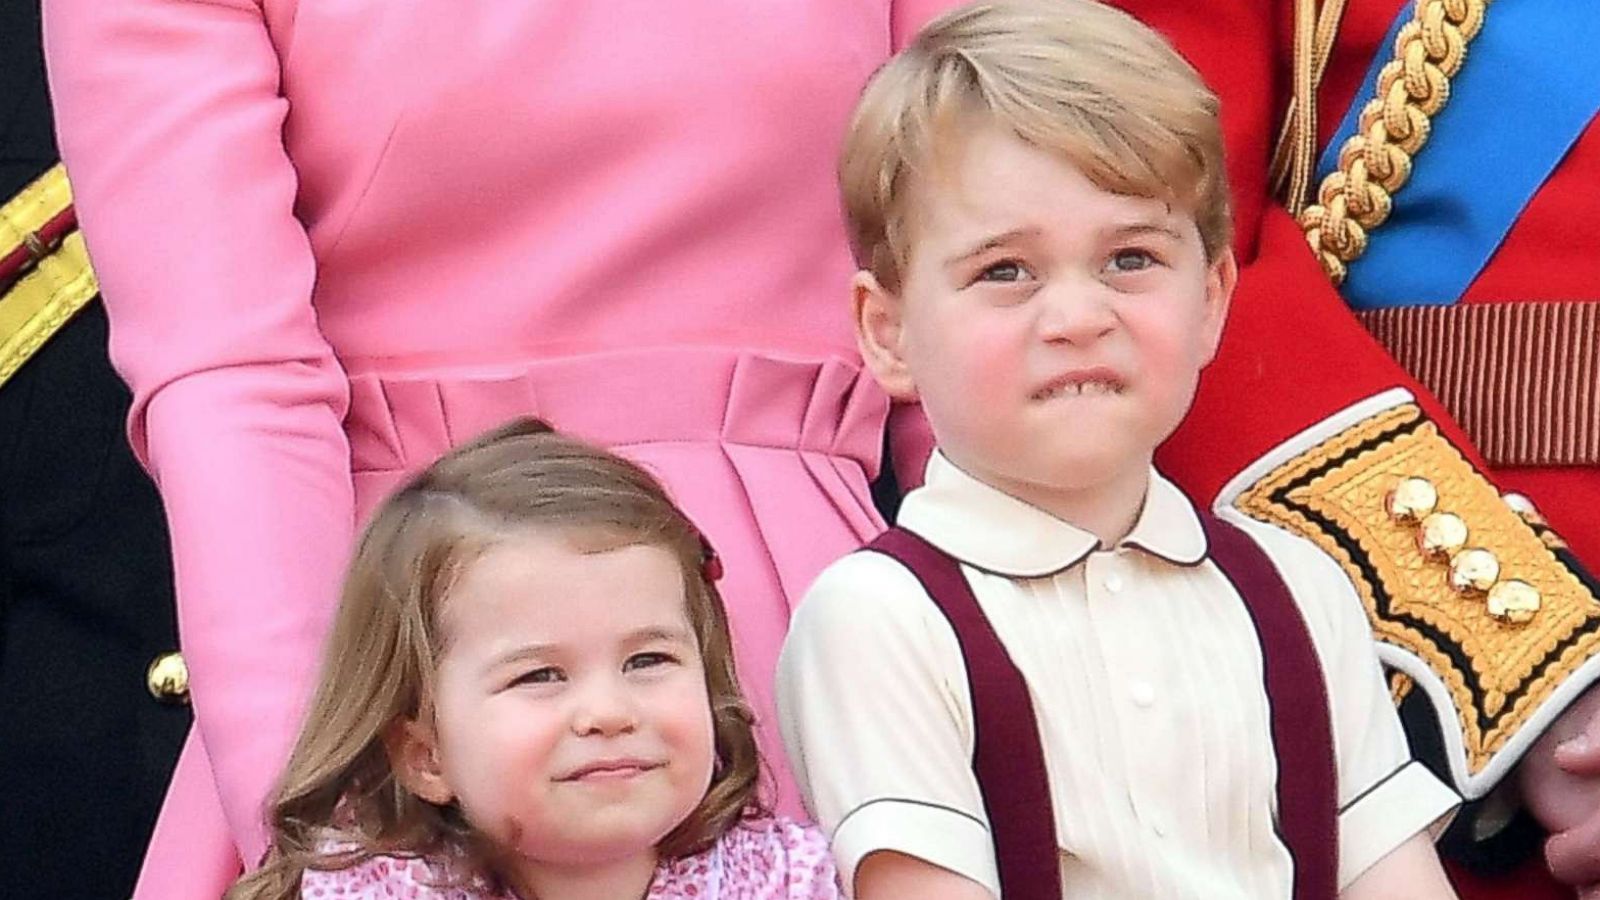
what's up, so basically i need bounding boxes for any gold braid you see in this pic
[1297,0,1491,285]
[1272,0,1351,217]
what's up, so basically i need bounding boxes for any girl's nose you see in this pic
[1036,281,1117,345]
[571,677,639,737]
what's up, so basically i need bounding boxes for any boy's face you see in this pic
[856,124,1235,508]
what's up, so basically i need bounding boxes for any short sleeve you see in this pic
[693,818,840,899]
[1237,519,1461,888]
[300,853,482,899]
[776,552,1000,897]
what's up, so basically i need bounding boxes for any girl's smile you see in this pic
[394,532,717,876]
[558,757,667,782]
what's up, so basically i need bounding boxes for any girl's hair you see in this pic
[229,418,762,900]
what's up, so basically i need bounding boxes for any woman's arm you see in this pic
[43,0,356,864]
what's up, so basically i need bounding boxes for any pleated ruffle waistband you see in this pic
[344,347,889,476]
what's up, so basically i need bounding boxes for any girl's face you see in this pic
[393,530,716,869]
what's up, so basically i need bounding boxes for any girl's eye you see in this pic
[513,666,564,687]
[1107,249,1158,273]
[624,652,677,672]
[974,259,1032,283]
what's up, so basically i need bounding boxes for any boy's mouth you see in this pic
[1031,368,1127,401]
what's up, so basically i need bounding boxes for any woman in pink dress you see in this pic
[42,2,952,895]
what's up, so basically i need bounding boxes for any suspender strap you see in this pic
[1201,514,1339,900]
[870,518,1341,899]
[866,527,1062,900]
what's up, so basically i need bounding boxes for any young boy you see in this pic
[776,2,1461,898]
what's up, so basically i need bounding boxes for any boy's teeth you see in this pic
[1042,380,1120,398]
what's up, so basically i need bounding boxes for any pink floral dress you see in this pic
[300,818,839,899]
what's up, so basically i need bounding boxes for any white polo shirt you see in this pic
[776,452,1458,900]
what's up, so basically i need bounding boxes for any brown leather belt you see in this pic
[1359,301,1599,468]
[0,163,99,391]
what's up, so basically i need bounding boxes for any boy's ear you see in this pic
[852,270,919,400]
[383,717,455,806]
[1198,248,1239,365]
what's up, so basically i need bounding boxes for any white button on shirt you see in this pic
[777,452,1458,900]
[1129,681,1156,708]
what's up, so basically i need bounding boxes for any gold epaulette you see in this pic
[1218,389,1600,799]
[1,164,99,390]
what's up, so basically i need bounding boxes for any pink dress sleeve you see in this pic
[668,818,839,900]
[772,820,841,900]
[42,0,356,863]
[301,854,489,899]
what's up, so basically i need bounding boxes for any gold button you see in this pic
[1448,548,1500,594]
[1487,580,1541,625]
[1417,512,1468,559]
[1388,477,1439,523]
[146,652,190,704]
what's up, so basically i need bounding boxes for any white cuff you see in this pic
[832,798,1001,899]
[1337,759,1461,888]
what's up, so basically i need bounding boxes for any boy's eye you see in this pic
[624,651,677,672]
[1107,249,1157,273]
[512,666,564,687]
[974,259,1032,283]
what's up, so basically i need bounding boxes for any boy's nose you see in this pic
[1036,282,1117,345]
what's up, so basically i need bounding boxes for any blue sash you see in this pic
[1317,0,1600,309]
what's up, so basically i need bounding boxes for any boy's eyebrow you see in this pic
[1105,219,1185,242]
[942,219,1183,270]
[943,226,1041,268]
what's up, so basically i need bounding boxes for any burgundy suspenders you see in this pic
[1201,515,1340,900]
[865,516,1338,900]
[868,527,1063,899]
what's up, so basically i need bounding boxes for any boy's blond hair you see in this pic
[842,0,1232,291]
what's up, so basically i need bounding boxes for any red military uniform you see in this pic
[1113,1,1597,898]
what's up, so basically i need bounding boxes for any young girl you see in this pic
[227,419,839,900]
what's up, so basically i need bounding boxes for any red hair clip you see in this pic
[700,535,724,582]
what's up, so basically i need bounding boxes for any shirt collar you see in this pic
[896,451,1209,578]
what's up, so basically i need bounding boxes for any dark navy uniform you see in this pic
[1,2,188,895]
